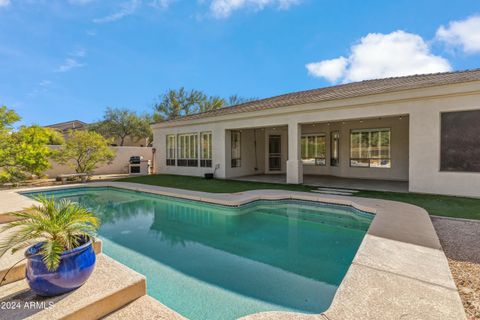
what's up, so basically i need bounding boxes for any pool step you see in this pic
[0,235,102,286]
[103,295,186,319]
[0,254,146,320]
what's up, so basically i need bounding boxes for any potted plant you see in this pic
[0,196,100,296]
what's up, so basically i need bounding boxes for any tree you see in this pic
[47,130,65,145]
[153,88,207,121]
[0,106,21,132]
[153,88,257,121]
[89,108,152,146]
[0,106,57,184]
[224,95,257,107]
[199,96,225,113]
[54,130,115,175]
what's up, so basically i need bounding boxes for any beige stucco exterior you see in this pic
[152,81,480,197]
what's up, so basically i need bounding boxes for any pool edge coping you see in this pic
[1,182,466,320]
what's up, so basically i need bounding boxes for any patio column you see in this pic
[287,122,303,184]
[212,127,226,179]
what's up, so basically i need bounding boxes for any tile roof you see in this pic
[160,68,480,124]
[45,120,87,132]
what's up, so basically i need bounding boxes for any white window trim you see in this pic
[200,132,212,160]
[177,133,199,160]
[166,134,176,160]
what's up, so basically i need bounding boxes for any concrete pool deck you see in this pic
[0,182,466,319]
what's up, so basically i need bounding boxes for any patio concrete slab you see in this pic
[354,234,455,289]
[104,296,186,320]
[0,254,145,320]
[324,262,465,320]
[0,191,38,223]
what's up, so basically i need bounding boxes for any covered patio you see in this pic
[234,174,409,192]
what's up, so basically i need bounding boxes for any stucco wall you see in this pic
[45,146,153,177]
[153,123,227,177]
[409,96,480,197]
[225,128,266,178]
[110,135,150,147]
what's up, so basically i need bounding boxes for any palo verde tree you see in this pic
[89,107,152,146]
[53,130,115,175]
[153,88,256,121]
[0,106,59,184]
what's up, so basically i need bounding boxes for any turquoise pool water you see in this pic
[25,187,373,320]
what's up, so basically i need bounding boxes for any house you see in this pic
[45,120,150,147]
[152,69,480,198]
[45,120,88,134]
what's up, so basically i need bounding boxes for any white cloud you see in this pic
[436,15,480,54]
[93,0,140,23]
[56,58,85,73]
[307,31,451,83]
[306,57,347,83]
[0,0,10,8]
[210,0,300,18]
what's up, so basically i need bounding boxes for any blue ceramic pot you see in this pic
[25,238,96,296]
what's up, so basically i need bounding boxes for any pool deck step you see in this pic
[103,295,186,320]
[312,189,356,196]
[0,234,102,286]
[316,187,360,193]
[0,254,145,320]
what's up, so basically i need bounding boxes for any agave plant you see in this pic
[0,195,100,271]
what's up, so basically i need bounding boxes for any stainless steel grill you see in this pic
[129,156,142,164]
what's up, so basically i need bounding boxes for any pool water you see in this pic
[25,187,372,320]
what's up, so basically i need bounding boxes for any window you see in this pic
[231,131,241,168]
[441,110,480,172]
[331,131,340,166]
[200,132,212,168]
[301,134,326,166]
[350,128,391,168]
[177,133,198,167]
[166,135,176,166]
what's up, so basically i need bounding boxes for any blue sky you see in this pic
[0,0,479,126]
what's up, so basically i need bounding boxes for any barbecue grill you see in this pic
[129,156,143,164]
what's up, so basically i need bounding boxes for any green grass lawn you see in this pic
[118,174,480,220]
[355,190,480,220]
[119,174,313,193]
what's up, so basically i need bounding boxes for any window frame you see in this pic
[177,133,199,167]
[330,131,340,167]
[231,131,241,168]
[166,134,176,166]
[200,131,212,168]
[301,133,327,166]
[349,128,391,168]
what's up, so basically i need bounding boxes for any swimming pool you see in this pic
[25,187,373,320]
